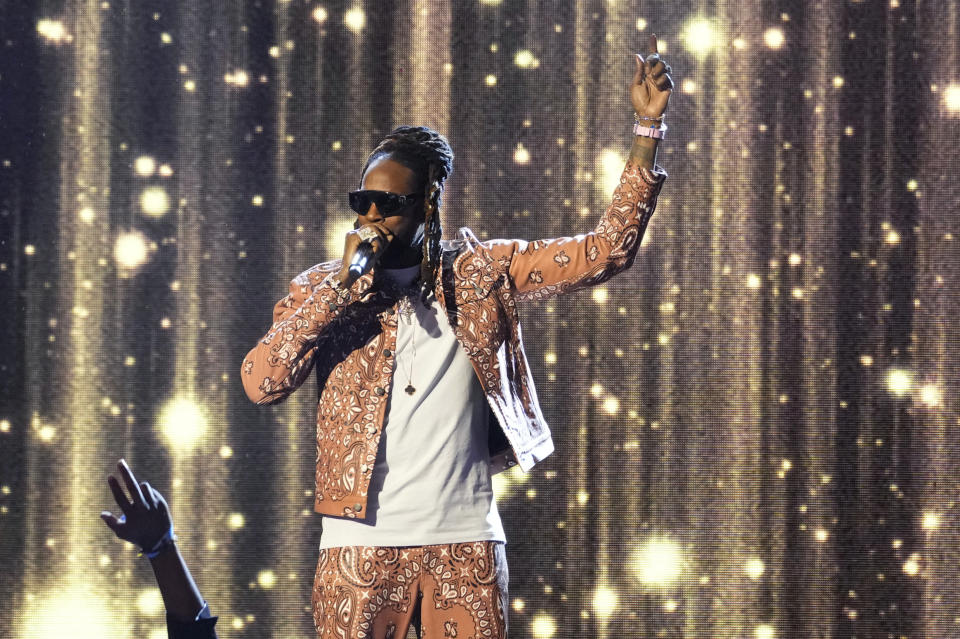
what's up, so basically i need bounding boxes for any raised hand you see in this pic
[631,34,674,119]
[101,459,173,551]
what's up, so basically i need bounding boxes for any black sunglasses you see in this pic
[348,190,421,216]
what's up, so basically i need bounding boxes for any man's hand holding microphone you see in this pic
[334,222,395,288]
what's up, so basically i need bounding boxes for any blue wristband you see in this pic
[141,525,177,559]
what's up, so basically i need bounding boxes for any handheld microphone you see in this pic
[347,242,375,279]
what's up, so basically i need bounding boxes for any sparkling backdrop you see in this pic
[1,1,959,638]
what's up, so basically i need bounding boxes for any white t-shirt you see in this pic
[319,264,506,548]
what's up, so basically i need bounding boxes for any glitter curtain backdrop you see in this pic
[1,1,958,638]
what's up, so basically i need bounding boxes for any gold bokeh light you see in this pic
[257,569,277,589]
[114,231,150,270]
[755,624,777,639]
[491,464,528,501]
[885,368,913,397]
[597,148,626,196]
[22,586,125,638]
[681,18,718,58]
[136,588,164,616]
[134,156,156,177]
[344,7,366,32]
[157,396,208,451]
[140,187,171,218]
[36,18,71,44]
[919,383,941,407]
[921,512,940,530]
[530,612,557,638]
[591,586,618,619]
[943,83,960,114]
[513,143,530,164]
[763,27,785,49]
[745,557,765,579]
[514,49,540,69]
[632,538,684,586]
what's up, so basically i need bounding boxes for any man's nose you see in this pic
[362,204,384,223]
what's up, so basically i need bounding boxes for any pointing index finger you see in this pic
[647,34,659,56]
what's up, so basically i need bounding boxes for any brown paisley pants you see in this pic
[312,541,509,639]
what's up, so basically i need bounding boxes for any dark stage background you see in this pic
[2,1,959,638]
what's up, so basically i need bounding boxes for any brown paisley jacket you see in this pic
[241,162,666,519]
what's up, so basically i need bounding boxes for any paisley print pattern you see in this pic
[312,542,508,639]
[241,162,666,516]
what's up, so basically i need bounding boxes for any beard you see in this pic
[378,223,425,268]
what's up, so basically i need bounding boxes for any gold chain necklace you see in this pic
[396,295,418,394]
[377,274,421,396]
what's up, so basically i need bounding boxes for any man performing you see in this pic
[242,37,673,639]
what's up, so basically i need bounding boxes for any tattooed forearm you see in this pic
[628,136,659,168]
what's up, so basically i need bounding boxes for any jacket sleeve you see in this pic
[240,267,367,405]
[166,610,219,639]
[483,161,666,301]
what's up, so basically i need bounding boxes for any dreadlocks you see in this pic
[361,125,454,298]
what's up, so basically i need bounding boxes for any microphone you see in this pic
[347,242,375,279]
